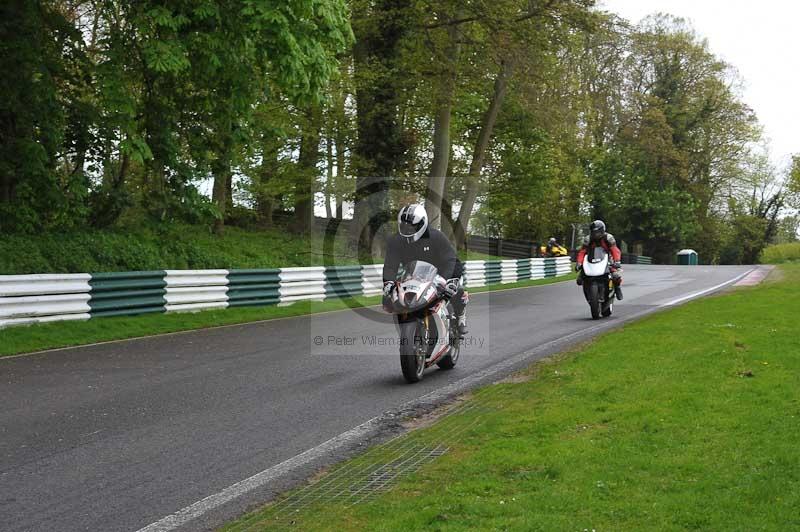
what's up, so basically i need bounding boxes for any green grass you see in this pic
[760,241,800,264]
[0,274,571,357]
[225,264,800,531]
[0,225,358,274]
[0,223,505,275]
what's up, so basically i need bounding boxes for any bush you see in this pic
[0,224,360,274]
[0,223,498,274]
[760,242,800,264]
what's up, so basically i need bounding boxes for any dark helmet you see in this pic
[589,220,606,243]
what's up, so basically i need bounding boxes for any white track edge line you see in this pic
[135,416,384,532]
[661,269,754,307]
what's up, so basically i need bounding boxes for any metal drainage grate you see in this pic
[227,401,486,531]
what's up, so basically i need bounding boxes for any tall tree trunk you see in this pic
[454,58,515,248]
[211,112,234,234]
[212,156,232,234]
[441,173,455,241]
[71,150,86,180]
[0,169,12,203]
[211,161,231,234]
[335,135,346,219]
[116,152,129,190]
[209,83,237,234]
[293,107,321,234]
[426,19,460,231]
[256,142,279,226]
[325,136,334,218]
[426,107,451,230]
[225,173,234,219]
[352,0,413,258]
[334,97,347,219]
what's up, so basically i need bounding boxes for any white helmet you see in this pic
[398,204,429,243]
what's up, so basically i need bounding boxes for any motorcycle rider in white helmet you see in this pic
[382,203,468,335]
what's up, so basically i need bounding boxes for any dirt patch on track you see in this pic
[401,393,473,430]
[496,372,534,384]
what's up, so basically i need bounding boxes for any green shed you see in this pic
[677,249,698,265]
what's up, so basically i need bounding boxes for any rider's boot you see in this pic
[456,312,468,336]
[614,284,623,300]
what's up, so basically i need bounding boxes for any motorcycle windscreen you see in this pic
[583,247,609,277]
[399,260,438,283]
[396,261,440,312]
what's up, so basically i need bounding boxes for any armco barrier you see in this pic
[621,253,654,265]
[88,271,166,317]
[484,261,502,285]
[361,264,383,296]
[164,270,229,312]
[463,261,486,288]
[500,259,518,283]
[325,265,365,299]
[227,269,281,307]
[0,257,573,329]
[0,274,91,327]
[278,267,327,304]
[462,257,571,288]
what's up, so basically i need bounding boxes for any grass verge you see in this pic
[0,274,571,357]
[0,223,503,274]
[225,264,800,531]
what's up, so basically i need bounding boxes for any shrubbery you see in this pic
[0,225,358,274]
[760,242,800,264]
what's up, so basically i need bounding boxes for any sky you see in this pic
[601,0,799,171]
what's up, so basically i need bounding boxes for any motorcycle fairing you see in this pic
[424,302,450,366]
[583,246,609,277]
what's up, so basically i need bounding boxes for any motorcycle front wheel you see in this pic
[399,320,426,383]
[588,281,602,320]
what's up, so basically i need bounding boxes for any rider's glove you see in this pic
[612,261,622,269]
[444,278,460,299]
[382,281,395,309]
[382,281,395,297]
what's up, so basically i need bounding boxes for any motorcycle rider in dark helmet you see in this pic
[575,220,624,300]
[382,203,468,335]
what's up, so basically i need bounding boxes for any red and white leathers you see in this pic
[576,233,623,286]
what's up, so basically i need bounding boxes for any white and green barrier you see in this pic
[0,274,93,328]
[0,257,572,329]
[463,257,571,287]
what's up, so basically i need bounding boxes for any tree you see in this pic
[0,0,87,232]
[350,0,415,257]
[191,0,353,233]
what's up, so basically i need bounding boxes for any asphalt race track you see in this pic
[0,265,753,531]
